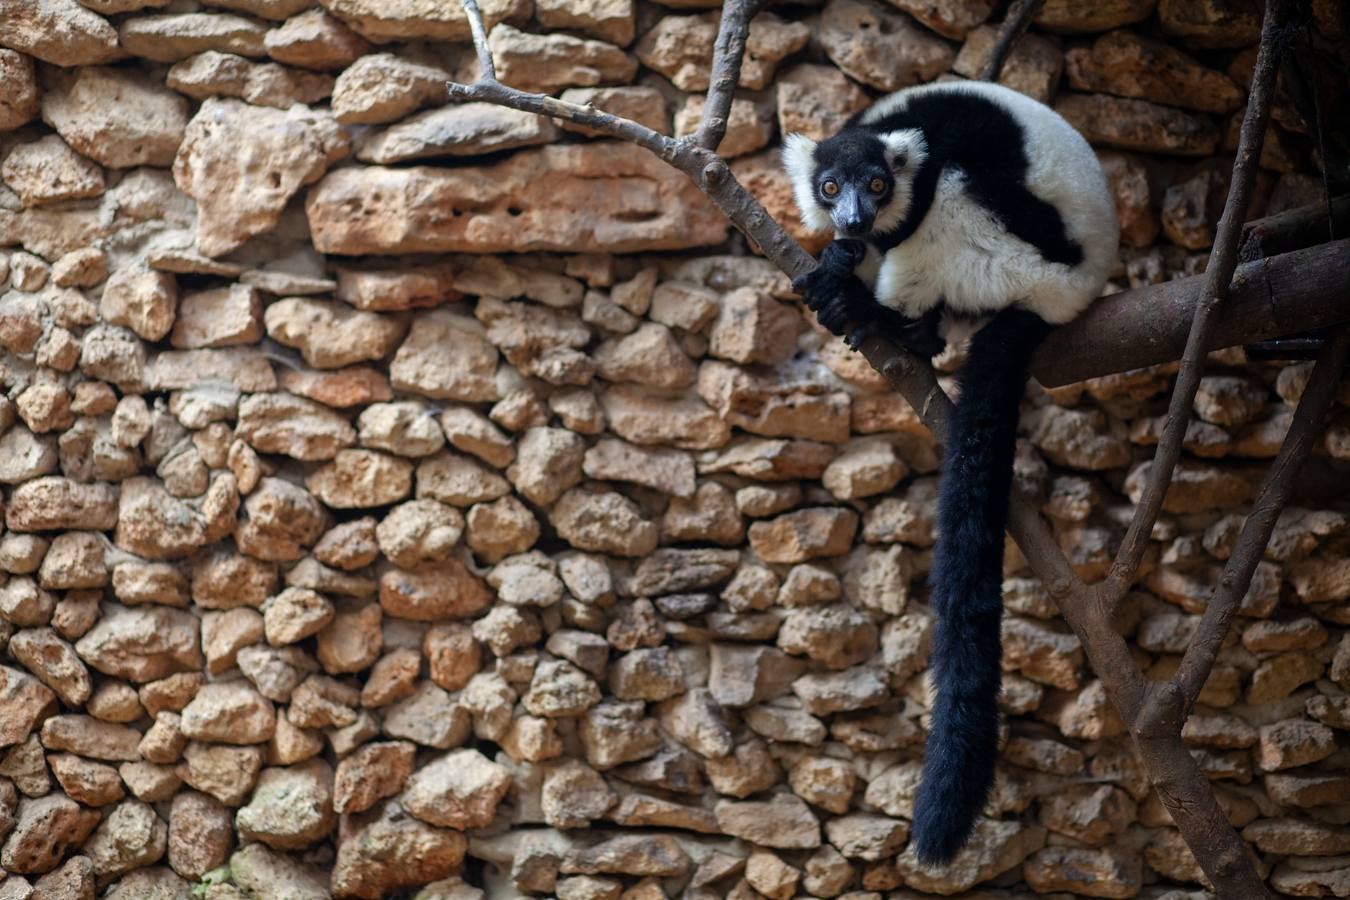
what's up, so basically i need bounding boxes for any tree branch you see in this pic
[450,77,678,159]
[1238,194,1350,262]
[461,0,496,80]
[694,0,762,152]
[1173,325,1350,707]
[979,0,1046,82]
[1132,682,1267,899]
[1033,238,1350,386]
[447,25,677,159]
[1104,0,1291,599]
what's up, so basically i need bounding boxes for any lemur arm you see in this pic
[791,239,872,335]
[793,239,945,356]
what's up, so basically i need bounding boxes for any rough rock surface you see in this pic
[0,49,41,131]
[356,104,558,165]
[306,144,727,255]
[819,0,956,91]
[0,4,1337,899]
[318,0,530,42]
[0,0,121,66]
[41,67,190,169]
[173,99,348,257]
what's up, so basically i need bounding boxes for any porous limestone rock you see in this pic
[173,99,348,257]
[307,144,726,255]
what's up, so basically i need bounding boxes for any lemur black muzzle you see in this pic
[833,189,874,237]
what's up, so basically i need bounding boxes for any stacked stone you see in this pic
[0,0,1347,897]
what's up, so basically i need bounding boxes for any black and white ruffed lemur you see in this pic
[784,81,1119,864]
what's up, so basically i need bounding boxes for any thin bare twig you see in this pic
[694,0,761,151]
[448,18,676,158]
[461,0,495,80]
[1174,324,1350,708]
[1104,0,1292,600]
[447,3,815,275]
[978,0,1046,82]
[450,77,677,159]
[1310,74,1336,242]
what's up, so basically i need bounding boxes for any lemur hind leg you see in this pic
[845,302,945,357]
[894,305,945,357]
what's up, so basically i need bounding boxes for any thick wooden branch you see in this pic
[1033,238,1350,386]
[1239,194,1350,262]
[1132,686,1266,898]
[1106,0,1290,598]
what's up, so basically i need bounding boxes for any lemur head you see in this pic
[783,127,927,239]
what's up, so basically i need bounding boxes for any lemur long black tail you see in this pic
[910,308,1052,865]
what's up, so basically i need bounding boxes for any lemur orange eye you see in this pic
[869,177,886,193]
[821,179,839,197]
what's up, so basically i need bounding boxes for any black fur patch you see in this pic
[852,89,1084,267]
[910,308,1054,864]
[812,130,891,187]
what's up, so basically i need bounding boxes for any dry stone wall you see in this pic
[1,0,1348,897]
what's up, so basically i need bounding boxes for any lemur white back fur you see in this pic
[786,81,1119,326]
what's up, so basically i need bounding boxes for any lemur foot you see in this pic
[897,311,946,359]
[814,295,853,336]
[900,330,947,359]
[792,238,868,312]
[846,319,886,352]
[815,286,877,337]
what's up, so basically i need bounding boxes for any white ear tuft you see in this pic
[780,133,832,234]
[781,133,817,188]
[880,128,927,171]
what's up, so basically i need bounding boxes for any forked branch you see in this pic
[1105,0,1292,598]
[444,1,1066,551]
[447,59,676,158]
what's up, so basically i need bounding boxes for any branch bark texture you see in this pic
[1033,237,1350,386]
[447,1,1321,894]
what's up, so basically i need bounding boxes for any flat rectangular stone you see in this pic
[305,143,726,255]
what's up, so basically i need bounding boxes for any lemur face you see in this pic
[784,128,926,239]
